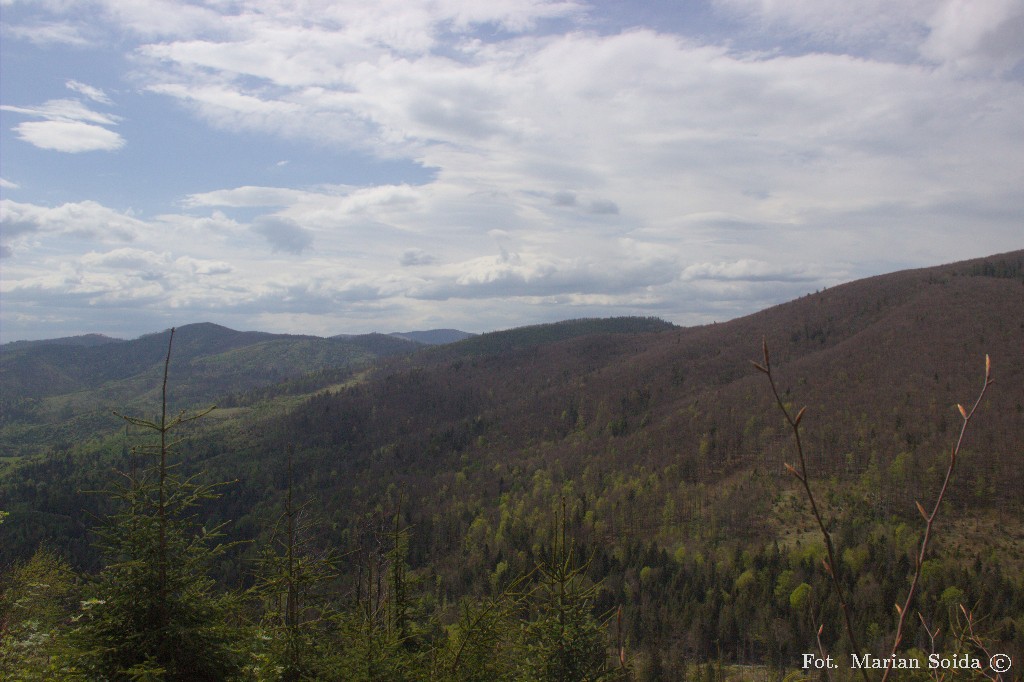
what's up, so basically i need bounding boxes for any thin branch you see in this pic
[757,344,994,682]
[755,339,868,682]
[815,624,834,682]
[881,356,992,682]
[955,605,1001,682]
[918,612,944,682]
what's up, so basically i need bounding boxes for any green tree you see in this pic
[435,566,537,682]
[248,448,339,681]
[69,328,242,681]
[326,501,434,681]
[0,547,79,680]
[519,499,621,682]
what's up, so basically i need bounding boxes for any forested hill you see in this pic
[0,322,418,400]
[0,323,432,458]
[1,250,1022,679]
[255,248,1023,527]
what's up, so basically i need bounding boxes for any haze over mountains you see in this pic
[1,250,1022,676]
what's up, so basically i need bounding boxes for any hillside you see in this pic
[1,250,1022,678]
[246,249,1023,539]
[0,323,422,458]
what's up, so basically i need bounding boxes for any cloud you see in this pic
[713,0,929,51]
[66,79,113,104]
[551,191,576,206]
[184,186,320,208]
[714,0,1024,74]
[80,248,169,270]
[681,259,816,283]
[1,199,145,243]
[400,248,437,266]
[921,0,1024,73]
[2,98,119,126]
[12,120,125,153]
[0,202,41,242]
[97,0,227,39]
[1,92,124,153]
[67,248,232,279]
[251,216,314,254]
[176,256,234,276]
[410,249,678,300]
[589,199,619,215]
[4,21,94,47]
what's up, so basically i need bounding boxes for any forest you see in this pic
[1,250,1023,680]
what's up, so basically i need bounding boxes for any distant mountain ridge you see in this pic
[0,317,665,457]
[388,329,476,345]
[0,323,472,400]
[0,333,124,350]
[2,323,475,352]
[0,323,424,455]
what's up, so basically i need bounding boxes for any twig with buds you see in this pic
[753,339,868,682]
[881,356,992,682]
[754,341,993,682]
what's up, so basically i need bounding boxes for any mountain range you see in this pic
[1,249,1022,675]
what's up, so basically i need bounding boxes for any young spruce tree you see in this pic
[248,447,339,681]
[70,328,242,681]
[519,498,622,682]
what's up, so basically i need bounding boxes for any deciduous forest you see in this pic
[1,251,1022,680]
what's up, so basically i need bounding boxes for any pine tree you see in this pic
[69,328,242,681]
[354,503,429,680]
[435,566,535,682]
[519,498,622,681]
[248,447,338,681]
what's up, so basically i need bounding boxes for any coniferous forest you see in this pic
[1,251,1023,680]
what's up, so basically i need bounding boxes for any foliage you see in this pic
[518,499,624,681]
[0,547,79,680]
[68,329,243,681]
[245,449,340,681]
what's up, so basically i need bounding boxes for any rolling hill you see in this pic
[1,249,1022,677]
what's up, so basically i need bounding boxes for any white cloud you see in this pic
[681,259,815,282]
[12,120,125,153]
[176,256,234,276]
[1,199,145,243]
[1,94,124,153]
[184,186,322,208]
[97,0,227,39]
[66,79,113,104]
[921,0,1024,73]
[410,248,678,300]
[2,98,119,126]
[4,21,94,47]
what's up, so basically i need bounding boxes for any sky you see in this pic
[1,0,1022,342]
